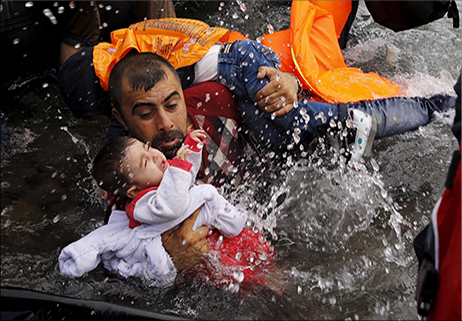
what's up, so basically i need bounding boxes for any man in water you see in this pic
[106,51,454,270]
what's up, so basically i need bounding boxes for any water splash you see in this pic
[60,126,91,164]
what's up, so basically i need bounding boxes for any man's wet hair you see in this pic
[92,136,137,196]
[108,51,181,112]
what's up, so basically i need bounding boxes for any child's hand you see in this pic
[189,129,206,143]
[176,145,192,160]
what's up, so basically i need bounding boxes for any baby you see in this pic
[94,129,246,235]
[59,130,275,289]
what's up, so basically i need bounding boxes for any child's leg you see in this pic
[217,39,339,147]
[217,40,448,152]
[237,96,339,147]
[341,96,453,138]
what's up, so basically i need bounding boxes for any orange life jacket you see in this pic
[261,1,401,103]
[93,18,236,91]
[93,3,400,103]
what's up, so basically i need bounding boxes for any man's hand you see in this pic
[255,66,299,117]
[161,206,209,271]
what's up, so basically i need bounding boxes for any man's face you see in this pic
[113,68,189,159]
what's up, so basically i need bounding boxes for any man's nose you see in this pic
[156,109,174,132]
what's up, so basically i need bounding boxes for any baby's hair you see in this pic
[92,137,137,196]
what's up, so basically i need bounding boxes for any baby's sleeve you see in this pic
[191,185,247,238]
[183,130,205,181]
[141,236,177,287]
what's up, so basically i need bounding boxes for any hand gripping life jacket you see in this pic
[261,1,401,103]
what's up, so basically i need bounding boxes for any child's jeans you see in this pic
[217,39,441,148]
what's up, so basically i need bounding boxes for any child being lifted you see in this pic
[59,129,275,290]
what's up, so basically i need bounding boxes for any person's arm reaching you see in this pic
[255,66,300,117]
[161,206,209,271]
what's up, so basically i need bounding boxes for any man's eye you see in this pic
[166,104,177,110]
[139,112,152,119]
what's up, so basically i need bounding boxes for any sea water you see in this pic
[1,1,460,319]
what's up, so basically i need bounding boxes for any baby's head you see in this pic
[93,137,169,199]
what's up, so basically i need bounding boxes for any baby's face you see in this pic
[122,139,169,192]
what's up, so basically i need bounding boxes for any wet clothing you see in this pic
[414,72,461,319]
[215,39,455,148]
[60,135,274,288]
[59,16,456,185]
[59,210,275,289]
[58,43,245,187]
[426,161,461,320]
[125,131,247,235]
[104,81,246,187]
[93,18,229,91]
[183,83,246,186]
[59,210,178,287]
[60,133,249,287]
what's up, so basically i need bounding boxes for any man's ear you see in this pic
[126,185,140,200]
[112,108,129,132]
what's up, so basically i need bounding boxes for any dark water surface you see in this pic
[1,1,461,320]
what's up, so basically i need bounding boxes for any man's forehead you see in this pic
[121,73,181,103]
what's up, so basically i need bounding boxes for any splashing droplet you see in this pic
[43,8,58,24]
[233,269,244,283]
[329,295,337,305]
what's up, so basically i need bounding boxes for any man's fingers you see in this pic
[257,66,275,80]
[273,104,294,117]
[264,101,293,116]
[194,236,209,253]
[255,66,280,99]
[259,89,295,115]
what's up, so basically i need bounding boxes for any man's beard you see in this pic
[151,129,185,159]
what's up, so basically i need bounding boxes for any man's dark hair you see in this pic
[92,136,136,196]
[108,51,181,112]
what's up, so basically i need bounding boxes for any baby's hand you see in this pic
[176,145,192,160]
[189,129,206,143]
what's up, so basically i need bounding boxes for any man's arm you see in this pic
[255,66,300,117]
[161,206,209,271]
